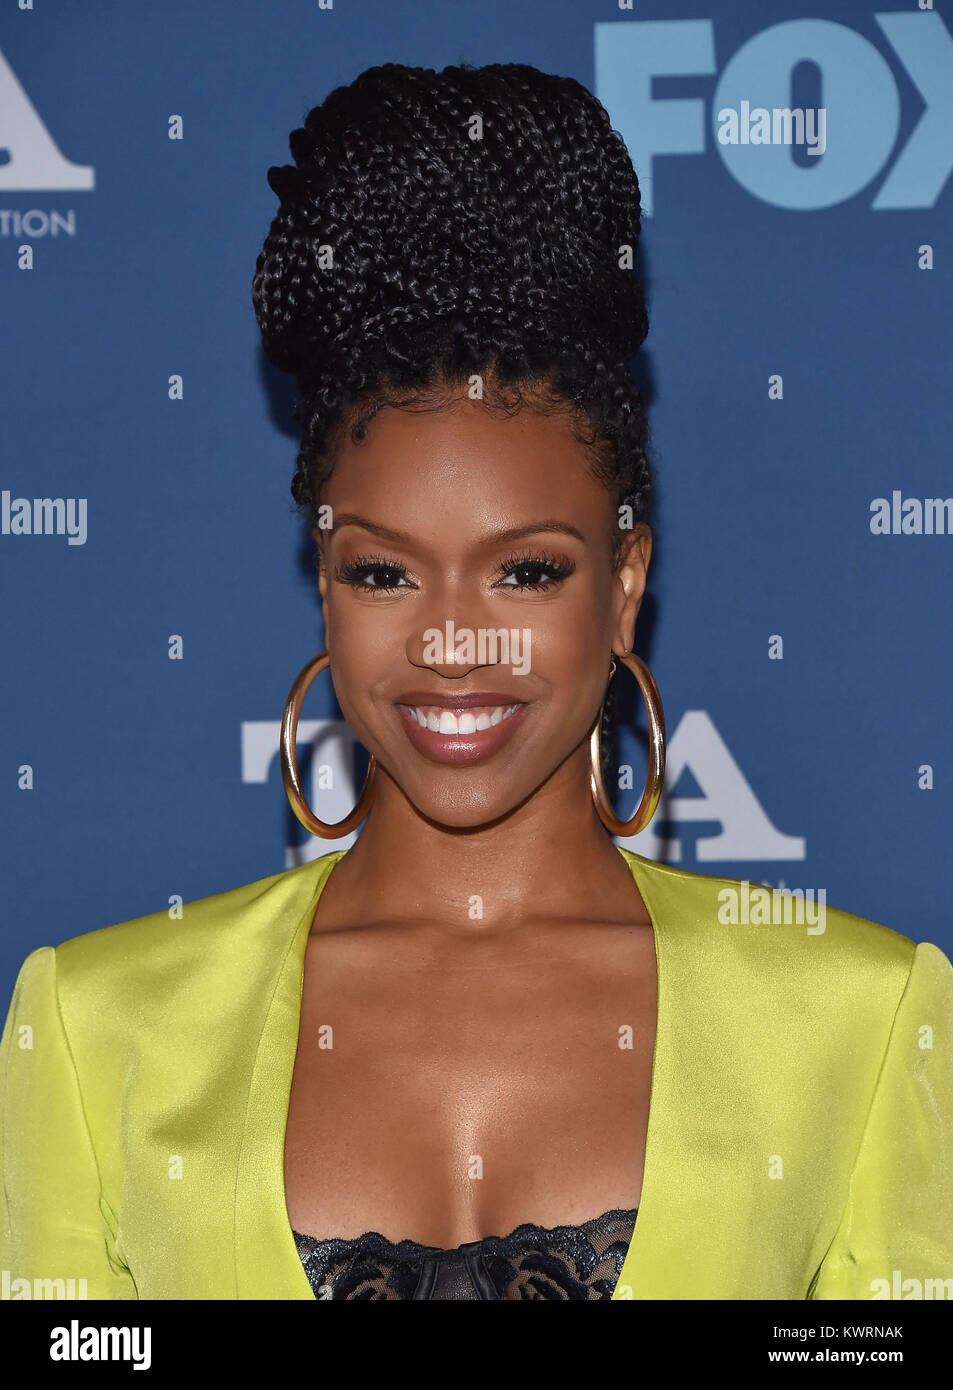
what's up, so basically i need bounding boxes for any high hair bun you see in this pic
[253,62,648,385]
[252,59,653,566]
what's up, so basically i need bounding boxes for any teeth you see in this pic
[409,704,521,735]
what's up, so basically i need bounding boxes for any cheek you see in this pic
[326,614,385,685]
[324,650,379,750]
[517,590,611,675]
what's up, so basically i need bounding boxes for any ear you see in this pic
[611,523,652,656]
[313,527,330,636]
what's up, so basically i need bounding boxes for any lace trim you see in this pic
[293,1206,637,1300]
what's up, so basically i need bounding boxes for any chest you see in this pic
[283,919,658,1249]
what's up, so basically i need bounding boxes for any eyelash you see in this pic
[334,550,576,596]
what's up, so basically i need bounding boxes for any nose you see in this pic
[405,573,511,677]
[406,611,502,678]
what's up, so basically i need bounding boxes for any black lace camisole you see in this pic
[292,1207,637,1300]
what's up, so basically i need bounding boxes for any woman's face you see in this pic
[315,392,651,829]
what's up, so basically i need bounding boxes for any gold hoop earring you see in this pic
[280,650,377,838]
[590,650,665,836]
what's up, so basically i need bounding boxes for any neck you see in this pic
[314,746,645,933]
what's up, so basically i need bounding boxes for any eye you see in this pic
[495,551,576,591]
[334,555,414,595]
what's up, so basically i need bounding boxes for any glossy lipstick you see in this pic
[394,692,529,765]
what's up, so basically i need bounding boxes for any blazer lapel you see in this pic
[611,847,677,1299]
[613,849,771,1299]
[234,849,347,1299]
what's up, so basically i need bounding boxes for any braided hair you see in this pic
[252,60,654,790]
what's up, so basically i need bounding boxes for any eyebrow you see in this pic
[331,514,587,546]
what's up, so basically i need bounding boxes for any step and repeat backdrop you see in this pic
[1,0,951,998]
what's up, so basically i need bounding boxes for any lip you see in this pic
[394,699,529,765]
[393,691,527,709]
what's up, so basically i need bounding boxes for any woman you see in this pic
[1,62,951,1302]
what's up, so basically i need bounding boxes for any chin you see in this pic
[397,776,538,833]
[412,803,527,833]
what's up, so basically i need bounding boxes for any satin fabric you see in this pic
[1,845,951,1300]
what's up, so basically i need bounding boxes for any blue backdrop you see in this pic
[2,0,951,1003]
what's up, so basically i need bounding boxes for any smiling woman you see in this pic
[300,399,652,823]
[1,60,952,1304]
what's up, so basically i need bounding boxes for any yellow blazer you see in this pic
[2,846,951,1300]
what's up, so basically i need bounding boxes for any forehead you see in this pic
[324,397,611,531]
